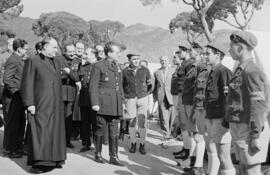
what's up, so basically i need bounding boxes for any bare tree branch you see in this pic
[232,13,244,30]
[243,5,255,30]
[219,18,242,30]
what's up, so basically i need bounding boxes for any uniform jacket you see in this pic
[193,63,211,109]
[3,53,24,95]
[78,61,92,107]
[171,64,185,95]
[153,66,176,105]
[182,59,197,105]
[226,59,269,139]
[20,53,66,164]
[205,63,232,119]
[57,55,79,102]
[122,65,152,99]
[89,59,124,116]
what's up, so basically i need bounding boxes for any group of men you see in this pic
[0,29,269,175]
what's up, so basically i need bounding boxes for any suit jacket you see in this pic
[89,59,124,116]
[153,66,175,105]
[3,53,24,95]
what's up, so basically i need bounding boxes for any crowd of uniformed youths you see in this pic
[0,30,269,175]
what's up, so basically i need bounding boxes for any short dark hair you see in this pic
[40,37,56,50]
[12,39,27,51]
[35,42,42,52]
[104,41,126,56]
[207,46,225,60]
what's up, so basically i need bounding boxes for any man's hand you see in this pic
[27,106,36,115]
[92,105,100,111]
[76,81,82,92]
[63,67,71,74]
[249,138,261,155]
[122,103,127,112]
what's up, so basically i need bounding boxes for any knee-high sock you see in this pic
[182,130,189,149]
[220,169,236,175]
[194,140,205,167]
[208,152,220,175]
[138,128,146,144]
[129,127,137,143]
[189,136,196,156]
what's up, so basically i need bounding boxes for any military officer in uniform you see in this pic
[204,42,235,175]
[227,31,270,175]
[57,43,80,148]
[89,41,126,166]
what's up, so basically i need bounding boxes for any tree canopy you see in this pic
[0,0,23,19]
[139,0,267,41]
[32,12,125,49]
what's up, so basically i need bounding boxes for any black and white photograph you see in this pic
[0,0,270,174]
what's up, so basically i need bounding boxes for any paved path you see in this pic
[0,121,188,175]
[0,120,270,175]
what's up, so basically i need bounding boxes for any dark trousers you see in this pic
[3,91,26,152]
[80,107,96,146]
[96,115,120,137]
[64,101,73,145]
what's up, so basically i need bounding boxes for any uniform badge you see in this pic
[104,77,109,81]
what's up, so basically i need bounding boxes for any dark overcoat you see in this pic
[2,53,25,151]
[89,59,124,116]
[20,54,66,165]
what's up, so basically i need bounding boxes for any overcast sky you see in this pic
[21,0,270,32]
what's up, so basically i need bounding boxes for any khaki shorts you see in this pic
[230,121,270,165]
[205,118,231,144]
[126,96,148,128]
[192,108,206,135]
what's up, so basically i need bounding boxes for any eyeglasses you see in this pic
[230,34,250,47]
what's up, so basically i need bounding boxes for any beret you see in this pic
[206,41,227,55]
[178,41,191,50]
[230,30,257,49]
[127,53,140,59]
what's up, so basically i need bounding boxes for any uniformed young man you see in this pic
[78,48,97,152]
[173,42,192,158]
[89,41,126,166]
[176,43,202,164]
[227,31,270,175]
[122,53,152,154]
[204,42,235,175]
[183,46,211,174]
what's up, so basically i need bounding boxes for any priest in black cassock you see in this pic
[20,37,66,174]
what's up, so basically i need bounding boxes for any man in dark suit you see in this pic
[90,41,126,166]
[20,37,66,173]
[78,47,97,152]
[57,43,80,148]
[2,39,28,158]
[153,56,176,140]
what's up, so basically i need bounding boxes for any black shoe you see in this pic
[55,164,63,169]
[173,148,185,156]
[9,152,23,158]
[183,167,205,175]
[66,143,75,149]
[139,143,146,155]
[95,153,104,163]
[17,149,28,156]
[109,156,124,166]
[29,167,44,174]
[80,146,90,152]
[129,143,136,153]
[174,149,189,160]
